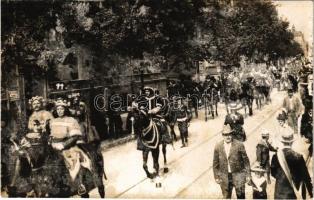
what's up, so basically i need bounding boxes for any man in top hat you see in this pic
[28,96,54,134]
[270,131,313,199]
[213,124,251,199]
[282,88,302,134]
[256,129,278,183]
[224,102,246,142]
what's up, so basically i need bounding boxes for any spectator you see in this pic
[282,88,302,134]
[224,102,246,142]
[213,124,251,199]
[256,129,278,183]
[250,163,267,199]
[270,131,313,199]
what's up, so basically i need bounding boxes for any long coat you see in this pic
[213,140,251,188]
[282,95,302,132]
[270,148,313,199]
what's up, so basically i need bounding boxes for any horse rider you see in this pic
[49,98,104,197]
[241,76,254,116]
[172,96,192,148]
[224,102,246,142]
[28,96,54,136]
[136,87,172,149]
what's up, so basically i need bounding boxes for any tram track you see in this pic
[114,100,281,198]
[173,103,281,198]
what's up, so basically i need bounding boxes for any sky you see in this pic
[273,0,313,46]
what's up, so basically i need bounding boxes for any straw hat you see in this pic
[251,163,266,173]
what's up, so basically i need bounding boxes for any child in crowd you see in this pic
[251,163,267,199]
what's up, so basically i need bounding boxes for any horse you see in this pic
[253,78,264,110]
[3,134,106,198]
[239,80,254,116]
[203,86,219,119]
[132,108,172,182]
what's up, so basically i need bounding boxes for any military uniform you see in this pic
[172,102,191,147]
[224,112,246,141]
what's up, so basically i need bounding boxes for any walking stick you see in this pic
[204,92,208,122]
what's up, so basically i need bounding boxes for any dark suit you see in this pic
[213,140,251,198]
[271,148,313,199]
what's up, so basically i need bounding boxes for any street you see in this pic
[90,90,312,198]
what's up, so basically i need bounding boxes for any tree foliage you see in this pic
[1,0,304,76]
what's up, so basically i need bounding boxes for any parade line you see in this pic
[114,101,281,198]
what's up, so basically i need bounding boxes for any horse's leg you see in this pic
[215,101,218,116]
[142,150,152,179]
[162,144,168,173]
[249,99,253,116]
[152,148,160,178]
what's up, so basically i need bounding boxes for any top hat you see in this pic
[222,124,233,135]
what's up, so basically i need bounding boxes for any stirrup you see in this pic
[78,184,87,195]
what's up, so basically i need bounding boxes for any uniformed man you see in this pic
[28,96,54,134]
[172,97,192,147]
[224,102,246,142]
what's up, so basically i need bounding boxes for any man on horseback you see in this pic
[134,86,172,179]
[240,77,254,116]
[49,98,105,197]
[224,102,246,142]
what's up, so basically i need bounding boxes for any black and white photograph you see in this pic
[1,0,313,198]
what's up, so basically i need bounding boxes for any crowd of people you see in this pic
[1,63,312,198]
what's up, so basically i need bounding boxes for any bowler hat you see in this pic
[222,124,233,135]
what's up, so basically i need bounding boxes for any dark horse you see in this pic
[204,86,219,119]
[132,108,172,181]
[239,79,254,116]
[3,135,105,198]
